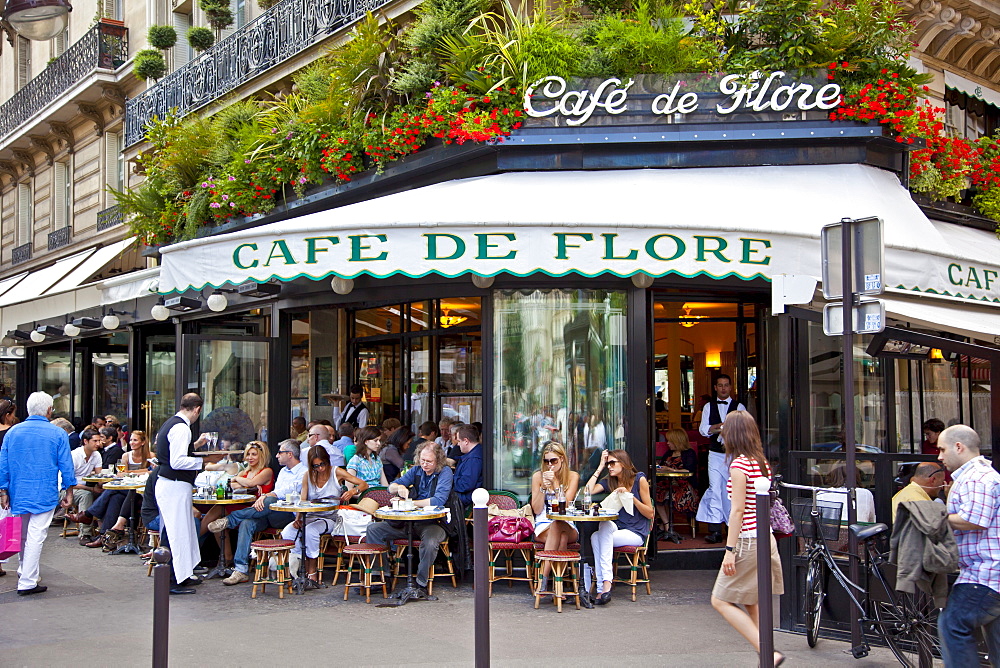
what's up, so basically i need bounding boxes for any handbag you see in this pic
[770,494,794,537]
[0,513,22,561]
[487,515,533,543]
[333,508,373,537]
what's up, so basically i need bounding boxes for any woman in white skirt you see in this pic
[710,410,785,666]
[530,442,579,591]
[282,446,367,587]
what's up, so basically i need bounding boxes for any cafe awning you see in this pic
[882,293,1000,340]
[157,164,1000,311]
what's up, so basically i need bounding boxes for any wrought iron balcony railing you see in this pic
[0,21,128,145]
[125,0,389,147]
[47,226,72,251]
[97,204,123,232]
[11,243,32,266]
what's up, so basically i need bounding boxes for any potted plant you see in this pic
[188,26,215,52]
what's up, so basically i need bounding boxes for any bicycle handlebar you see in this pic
[778,481,851,495]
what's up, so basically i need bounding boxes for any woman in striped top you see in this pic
[710,410,785,666]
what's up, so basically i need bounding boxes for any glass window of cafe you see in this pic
[493,289,627,500]
[37,343,79,421]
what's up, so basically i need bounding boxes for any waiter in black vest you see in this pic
[336,384,369,429]
[154,393,208,593]
[695,374,745,544]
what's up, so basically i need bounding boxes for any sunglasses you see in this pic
[607,460,620,466]
[543,457,560,464]
[308,432,323,437]
[311,462,327,469]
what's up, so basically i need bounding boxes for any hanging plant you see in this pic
[148,24,177,50]
[134,49,167,81]
[188,26,215,52]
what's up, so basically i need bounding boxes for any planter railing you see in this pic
[125,0,391,147]
[47,226,72,251]
[0,20,128,145]
[97,204,123,232]
[11,243,32,266]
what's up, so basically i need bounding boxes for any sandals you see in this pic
[306,573,321,589]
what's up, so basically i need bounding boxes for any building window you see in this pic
[105,131,123,196]
[235,0,246,28]
[17,182,32,247]
[944,88,998,140]
[101,0,121,20]
[53,160,72,229]
[17,36,30,89]
[173,12,192,69]
[51,29,68,59]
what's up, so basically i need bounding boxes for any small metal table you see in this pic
[655,468,693,544]
[546,511,617,607]
[102,479,147,555]
[372,507,448,607]
[271,501,340,594]
[193,494,256,578]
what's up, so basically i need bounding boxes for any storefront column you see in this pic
[270,309,292,459]
[627,286,653,473]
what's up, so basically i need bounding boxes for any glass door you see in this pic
[355,341,400,427]
[143,334,177,436]
[183,335,272,449]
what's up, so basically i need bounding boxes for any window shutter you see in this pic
[17,183,32,247]
[173,12,191,69]
[105,132,122,193]
[17,37,30,89]
[103,0,120,20]
[52,29,67,58]
[53,162,67,229]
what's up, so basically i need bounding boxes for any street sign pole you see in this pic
[840,218,864,657]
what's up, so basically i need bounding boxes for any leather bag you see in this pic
[487,515,533,543]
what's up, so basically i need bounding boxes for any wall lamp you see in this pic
[65,316,101,337]
[151,297,170,321]
[331,277,354,295]
[31,324,62,342]
[102,308,134,330]
[206,288,237,312]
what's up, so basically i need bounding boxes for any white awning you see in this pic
[99,266,160,303]
[160,164,958,294]
[884,294,1000,340]
[944,71,1000,109]
[0,247,96,307]
[0,272,28,299]
[44,237,137,296]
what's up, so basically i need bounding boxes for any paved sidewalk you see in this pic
[0,526,904,667]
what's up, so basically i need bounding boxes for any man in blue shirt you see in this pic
[365,441,453,596]
[331,423,354,457]
[0,392,76,595]
[453,424,484,508]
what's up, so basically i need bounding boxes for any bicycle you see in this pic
[781,482,940,668]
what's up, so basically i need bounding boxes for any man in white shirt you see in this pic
[212,439,306,585]
[696,374,746,544]
[306,424,345,468]
[71,429,103,541]
[336,384,369,429]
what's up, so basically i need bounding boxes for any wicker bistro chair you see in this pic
[61,503,80,538]
[612,520,654,601]
[485,490,536,596]
[317,487,388,585]
[249,538,295,599]
[342,543,389,603]
[533,550,581,613]
[145,530,161,577]
[391,538,457,595]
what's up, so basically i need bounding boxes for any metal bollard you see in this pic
[152,547,172,668]
[471,488,490,668]
[754,477,774,668]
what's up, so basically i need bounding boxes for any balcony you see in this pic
[97,204,123,232]
[125,0,393,147]
[11,243,32,266]
[47,226,72,251]
[0,20,128,145]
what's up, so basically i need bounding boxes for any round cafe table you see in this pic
[101,479,147,555]
[372,507,448,607]
[271,501,340,594]
[546,510,617,608]
[81,476,115,484]
[656,468,693,544]
[193,494,256,578]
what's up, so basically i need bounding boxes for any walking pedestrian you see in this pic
[709,410,784,666]
[0,392,76,595]
[696,374,745,543]
[936,424,1000,667]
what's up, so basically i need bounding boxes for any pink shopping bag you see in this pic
[0,514,22,561]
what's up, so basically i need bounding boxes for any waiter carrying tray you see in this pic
[695,374,745,544]
[154,393,213,594]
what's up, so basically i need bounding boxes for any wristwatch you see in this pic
[725,545,735,552]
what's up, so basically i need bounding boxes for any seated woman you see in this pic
[346,426,388,494]
[68,430,154,547]
[530,442,580,591]
[655,428,700,536]
[199,441,274,539]
[586,449,655,604]
[381,427,411,482]
[281,446,367,587]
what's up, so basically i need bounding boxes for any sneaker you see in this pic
[208,518,229,534]
[222,570,249,586]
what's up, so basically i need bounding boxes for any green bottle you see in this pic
[216,480,225,500]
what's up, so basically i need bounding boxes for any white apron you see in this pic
[155,476,200,583]
[695,450,732,525]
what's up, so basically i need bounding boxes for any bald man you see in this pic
[890,462,945,521]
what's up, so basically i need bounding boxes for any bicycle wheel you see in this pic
[871,589,940,668]
[804,558,824,648]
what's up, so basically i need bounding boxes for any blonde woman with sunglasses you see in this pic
[530,443,580,590]
[198,441,274,540]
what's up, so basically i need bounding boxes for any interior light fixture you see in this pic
[238,281,281,298]
[705,351,722,368]
[165,296,201,312]
[929,348,944,361]
[440,310,468,328]
[679,306,702,328]
[151,298,170,322]
[3,0,72,41]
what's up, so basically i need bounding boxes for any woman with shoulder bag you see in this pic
[530,443,580,592]
[710,410,785,666]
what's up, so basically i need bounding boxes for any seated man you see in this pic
[365,441,453,597]
[452,423,484,508]
[210,439,306,585]
[71,429,104,545]
[306,424,345,468]
[331,423,354,458]
[891,462,946,521]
